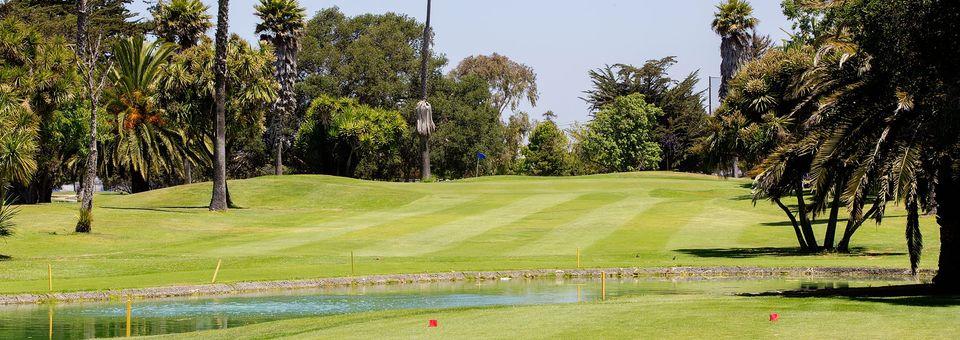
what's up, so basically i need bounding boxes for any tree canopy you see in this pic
[451,53,539,116]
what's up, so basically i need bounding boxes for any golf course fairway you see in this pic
[1,172,936,294]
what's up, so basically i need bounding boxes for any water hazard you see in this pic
[0,277,905,339]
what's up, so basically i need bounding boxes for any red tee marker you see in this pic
[428,319,438,328]
[769,313,780,322]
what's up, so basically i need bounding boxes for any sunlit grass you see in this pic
[0,172,935,294]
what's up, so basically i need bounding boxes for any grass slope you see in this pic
[0,172,937,294]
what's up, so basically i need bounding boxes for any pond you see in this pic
[0,277,907,339]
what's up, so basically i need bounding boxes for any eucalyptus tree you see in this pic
[255,0,305,176]
[712,0,758,100]
[152,0,212,50]
[451,53,539,116]
[208,0,229,211]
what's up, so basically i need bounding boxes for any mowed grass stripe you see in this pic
[207,194,473,256]
[586,198,710,255]
[302,196,520,256]
[432,193,619,257]
[665,199,770,251]
[368,193,580,257]
[510,195,664,256]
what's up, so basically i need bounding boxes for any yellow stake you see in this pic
[125,296,132,337]
[601,272,606,301]
[48,263,52,292]
[351,251,355,276]
[576,247,581,268]
[211,259,222,284]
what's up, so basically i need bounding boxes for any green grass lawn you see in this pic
[161,294,960,339]
[0,172,937,294]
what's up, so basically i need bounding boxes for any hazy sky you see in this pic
[131,0,792,124]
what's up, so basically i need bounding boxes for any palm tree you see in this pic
[208,0,229,211]
[152,0,212,50]
[152,0,213,185]
[0,19,77,204]
[254,0,305,176]
[416,0,435,180]
[0,90,38,189]
[0,88,37,243]
[712,0,758,100]
[106,36,185,193]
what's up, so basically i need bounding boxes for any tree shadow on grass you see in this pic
[101,206,209,214]
[0,254,10,261]
[742,284,960,306]
[851,295,960,307]
[674,247,904,258]
[760,215,905,227]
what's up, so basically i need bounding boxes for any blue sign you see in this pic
[477,152,487,160]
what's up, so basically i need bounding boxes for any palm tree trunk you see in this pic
[130,167,149,193]
[421,135,431,180]
[209,0,229,211]
[795,180,818,251]
[774,198,808,249]
[418,0,433,181]
[184,160,193,184]
[271,43,286,176]
[719,37,735,100]
[837,204,879,253]
[933,161,960,289]
[274,134,283,176]
[823,184,842,250]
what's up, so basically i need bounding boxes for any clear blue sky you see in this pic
[131,0,792,124]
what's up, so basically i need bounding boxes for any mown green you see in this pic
[1,172,935,294]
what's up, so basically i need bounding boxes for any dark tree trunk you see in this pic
[837,204,879,253]
[775,198,809,249]
[130,169,149,194]
[719,37,733,100]
[731,155,741,178]
[421,135,431,180]
[270,43,285,176]
[418,0,432,181]
[933,162,960,288]
[184,160,193,184]
[274,135,283,176]
[13,171,54,204]
[209,0,230,211]
[823,184,842,250]
[795,180,819,251]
